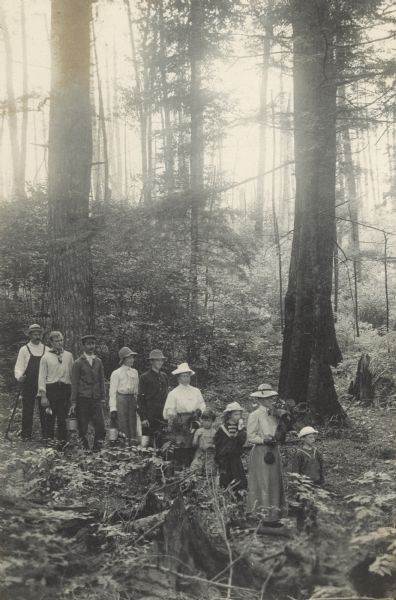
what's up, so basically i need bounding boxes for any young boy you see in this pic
[190,409,217,475]
[214,402,247,492]
[71,334,106,452]
[292,426,324,485]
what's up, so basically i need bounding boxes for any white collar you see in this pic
[84,352,95,360]
[220,424,233,437]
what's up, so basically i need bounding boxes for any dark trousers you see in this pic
[46,382,71,443]
[144,417,166,448]
[21,389,46,439]
[76,399,105,450]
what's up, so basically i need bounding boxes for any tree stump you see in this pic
[348,353,375,405]
[157,495,256,593]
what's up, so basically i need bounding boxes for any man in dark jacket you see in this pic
[137,349,168,447]
[71,334,106,451]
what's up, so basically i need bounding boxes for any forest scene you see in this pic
[0,0,396,599]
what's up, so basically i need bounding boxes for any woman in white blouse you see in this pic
[109,347,140,445]
[163,362,205,466]
[247,384,286,525]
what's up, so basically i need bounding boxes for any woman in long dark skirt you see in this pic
[214,402,247,492]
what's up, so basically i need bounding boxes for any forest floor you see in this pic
[0,369,395,600]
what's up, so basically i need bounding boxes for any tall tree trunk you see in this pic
[92,17,110,202]
[112,42,123,199]
[177,108,189,187]
[125,0,149,203]
[158,0,175,192]
[19,0,28,188]
[279,0,343,420]
[48,0,93,356]
[0,110,5,197]
[341,109,361,280]
[0,5,23,198]
[271,95,283,329]
[188,0,205,360]
[255,18,272,235]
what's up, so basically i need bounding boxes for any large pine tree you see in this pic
[47,0,93,354]
[278,0,343,419]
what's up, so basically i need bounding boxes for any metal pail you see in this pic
[108,428,118,441]
[141,435,150,447]
[66,417,78,432]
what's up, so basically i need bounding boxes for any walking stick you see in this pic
[5,384,23,440]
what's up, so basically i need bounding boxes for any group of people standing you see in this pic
[14,323,324,526]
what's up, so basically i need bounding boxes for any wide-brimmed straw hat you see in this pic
[119,346,137,365]
[28,323,42,334]
[172,362,195,376]
[250,383,278,399]
[298,426,318,438]
[223,401,243,414]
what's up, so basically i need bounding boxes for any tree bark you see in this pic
[279,0,343,420]
[47,0,93,356]
[348,353,375,405]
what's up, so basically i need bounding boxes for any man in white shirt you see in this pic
[14,324,48,440]
[38,331,73,446]
[109,347,140,445]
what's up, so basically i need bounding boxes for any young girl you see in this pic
[292,426,324,485]
[247,384,286,525]
[214,402,247,492]
[190,409,217,475]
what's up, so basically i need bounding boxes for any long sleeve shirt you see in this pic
[14,342,48,380]
[38,350,74,395]
[109,365,139,412]
[163,384,205,420]
[292,446,324,485]
[247,406,278,445]
[137,369,168,423]
[214,425,247,460]
[71,355,106,403]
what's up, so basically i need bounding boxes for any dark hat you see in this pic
[81,334,96,343]
[149,349,166,360]
[119,346,138,364]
